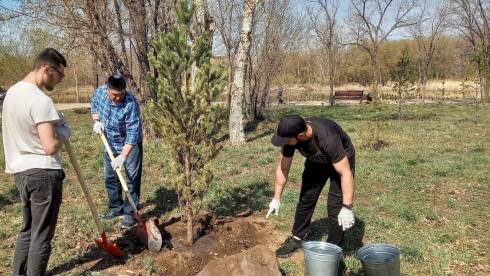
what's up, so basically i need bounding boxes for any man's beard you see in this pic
[45,79,56,91]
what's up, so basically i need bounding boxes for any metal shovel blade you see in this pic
[95,232,125,257]
[135,217,163,252]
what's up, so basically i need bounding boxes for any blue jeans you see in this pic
[103,142,143,216]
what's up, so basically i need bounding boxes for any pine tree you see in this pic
[146,0,227,245]
[390,48,417,120]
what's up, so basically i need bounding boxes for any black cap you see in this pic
[271,115,306,147]
[107,74,126,91]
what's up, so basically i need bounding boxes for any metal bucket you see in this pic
[303,241,343,276]
[357,243,400,276]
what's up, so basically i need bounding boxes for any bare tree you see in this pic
[348,0,422,100]
[210,0,242,106]
[410,1,449,102]
[193,0,214,37]
[0,5,15,22]
[247,0,304,119]
[23,0,173,99]
[450,0,490,102]
[307,0,341,105]
[0,3,36,22]
[229,0,261,145]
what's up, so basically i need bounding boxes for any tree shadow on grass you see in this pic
[207,179,271,217]
[0,187,19,208]
[216,119,273,143]
[246,129,274,143]
[381,112,436,121]
[244,119,262,133]
[145,185,180,219]
[245,119,274,143]
[47,229,146,275]
[305,216,365,256]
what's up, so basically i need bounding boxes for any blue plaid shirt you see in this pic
[91,85,143,153]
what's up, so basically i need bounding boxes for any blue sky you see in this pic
[289,0,411,40]
[0,0,23,42]
[0,0,19,9]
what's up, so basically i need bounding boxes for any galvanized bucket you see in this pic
[357,243,400,276]
[303,241,343,276]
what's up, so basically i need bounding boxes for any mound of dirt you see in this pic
[62,215,285,275]
[153,216,279,275]
[197,245,281,276]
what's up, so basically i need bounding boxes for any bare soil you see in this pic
[48,214,285,275]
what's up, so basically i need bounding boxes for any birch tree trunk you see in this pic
[229,0,259,145]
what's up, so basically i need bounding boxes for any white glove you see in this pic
[93,121,104,135]
[338,207,355,231]
[111,155,126,170]
[55,112,71,142]
[266,198,280,218]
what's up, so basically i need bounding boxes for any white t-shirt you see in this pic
[2,81,62,174]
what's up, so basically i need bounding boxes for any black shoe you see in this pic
[121,215,136,229]
[102,209,123,220]
[276,236,302,258]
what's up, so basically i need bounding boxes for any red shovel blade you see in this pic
[95,232,125,257]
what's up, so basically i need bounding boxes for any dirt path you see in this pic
[53,99,479,111]
[55,103,91,110]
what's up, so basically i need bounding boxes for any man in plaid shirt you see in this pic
[91,74,143,229]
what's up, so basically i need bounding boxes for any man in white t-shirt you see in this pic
[2,48,70,276]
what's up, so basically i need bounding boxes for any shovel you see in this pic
[99,133,163,252]
[64,140,125,257]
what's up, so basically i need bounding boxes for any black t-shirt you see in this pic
[281,117,355,164]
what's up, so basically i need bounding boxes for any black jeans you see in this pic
[12,169,64,276]
[292,156,355,246]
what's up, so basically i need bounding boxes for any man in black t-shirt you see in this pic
[266,115,356,258]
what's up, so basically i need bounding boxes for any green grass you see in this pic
[0,103,489,275]
[280,259,301,275]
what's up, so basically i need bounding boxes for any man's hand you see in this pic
[93,121,104,135]
[266,198,280,218]
[55,124,71,142]
[111,155,126,170]
[338,207,355,231]
[55,112,71,142]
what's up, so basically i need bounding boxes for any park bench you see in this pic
[334,90,364,103]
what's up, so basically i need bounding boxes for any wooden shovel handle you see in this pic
[64,140,105,235]
[99,134,139,212]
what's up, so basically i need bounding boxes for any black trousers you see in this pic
[12,169,65,276]
[292,156,355,246]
